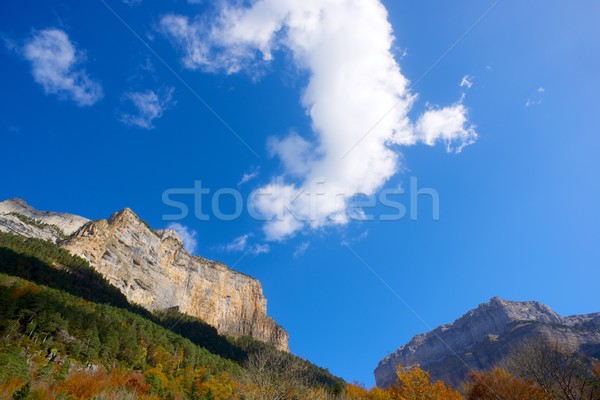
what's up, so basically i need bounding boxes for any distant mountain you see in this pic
[0,198,288,351]
[375,297,600,388]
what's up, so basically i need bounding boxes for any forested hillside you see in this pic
[0,232,344,399]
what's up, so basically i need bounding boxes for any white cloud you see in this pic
[238,166,260,186]
[22,29,103,106]
[221,234,270,255]
[459,75,474,89]
[119,87,175,129]
[161,0,477,241]
[525,86,545,107]
[293,241,310,258]
[267,132,314,178]
[525,99,543,107]
[416,103,478,153]
[166,222,198,253]
[122,0,142,6]
[341,230,369,246]
[252,243,270,255]
[224,234,251,252]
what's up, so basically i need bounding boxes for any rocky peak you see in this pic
[485,297,562,324]
[2,197,29,209]
[0,199,289,351]
[0,198,89,241]
[375,298,600,388]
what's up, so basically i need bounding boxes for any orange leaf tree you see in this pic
[390,365,463,400]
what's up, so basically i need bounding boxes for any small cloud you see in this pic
[293,241,310,258]
[20,28,103,106]
[224,234,251,252]
[3,37,18,52]
[252,243,270,255]
[340,230,369,246]
[122,0,142,6]
[525,99,543,107]
[485,65,493,71]
[525,86,545,107]
[166,222,198,253]
[237,166,260,187]
[416,102,478,153]
[119,87,175,129]
[459,75,474,89]
[220,233,270,255]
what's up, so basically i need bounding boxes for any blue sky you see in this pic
[1,0,599,387]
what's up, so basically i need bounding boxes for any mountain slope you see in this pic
[375,297,600,388]
[0,198,288,351]
[0,230,345,398]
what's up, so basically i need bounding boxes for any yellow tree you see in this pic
[344,383,370,399]
[390,365,463,400]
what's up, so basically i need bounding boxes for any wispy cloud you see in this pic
[122,0,142,6]
[221,233,270,255]
[161,0,477,241]
[293,242,310,258]
[341,230,369,246]
[237,166,260,187]
[525,99,543,107]
[166,222,198,253]
[459,75,474,89]
[252,243,270,255]
[20,29,103,106]
[525,86,545,107]
[119,87,175,129]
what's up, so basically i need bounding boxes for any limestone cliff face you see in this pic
[375,297,600,388]
[0,199,289,351]
[0,198,89,242]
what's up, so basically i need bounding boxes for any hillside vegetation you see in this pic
[2,231,598,399]
[0,231,343,399]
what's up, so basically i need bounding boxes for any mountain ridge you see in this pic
[375,297,600,388]
[0,198,289,351]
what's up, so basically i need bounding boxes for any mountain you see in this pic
[375,297,600,388]
[0,198,288,351]
[0,234,344,398]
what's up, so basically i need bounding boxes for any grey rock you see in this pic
[0,198,89,242]
[375,297,600,388]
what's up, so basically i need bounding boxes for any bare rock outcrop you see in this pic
[375,297,600,388]
[0,198,89,242]
[0,199,289,351]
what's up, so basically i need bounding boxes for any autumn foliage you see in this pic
[464,368,549,400]
[343,365,461,400]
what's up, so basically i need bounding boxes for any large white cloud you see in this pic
[161,0,477,241]
[22,29,103,106]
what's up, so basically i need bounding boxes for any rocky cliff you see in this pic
[0,198,289,351]
[0,198,89,241]
[375,297,600,388]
